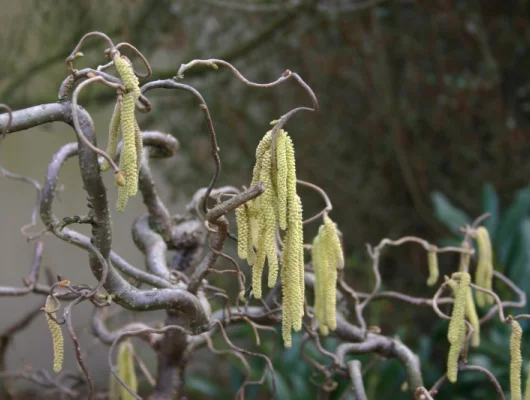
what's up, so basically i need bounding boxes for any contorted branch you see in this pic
[0,103,209,334]
[334,315,424,390]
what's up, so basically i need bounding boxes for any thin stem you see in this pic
[297,179,333,224]
[63,297,93,398]
[141,79,221,214]
[115,42,152,79]
[66,31,115,73]
[71,76,123,173]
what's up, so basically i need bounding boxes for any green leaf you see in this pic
[507,218,530,295]
[186,374,230,398]
[481,183,499,240]
[495,186,530,264]
[266,370,290,400]
[431,192,471,235]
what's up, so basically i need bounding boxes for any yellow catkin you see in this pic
[101,100,121,172]
[238,129,304,347]
[458,240,471,273]
[275,130,288,230]
[322,217,340,330]
[312,234,325,334]
[313,228,330,334]
[134,118,143,177]
[253,229,266,299]
[120,92,138,198]
[446,273,470,383]
[235,205,249,260]
[511,319,523,400]
[266,224,279,288]
[281,241,293,347]
[312,216,343,333]
[465,287,480,347]
[323,215,344,269]
[284,134,304,333]
[259,149,279,288]
[250,131,272,188]
[116,339,138,400]
[44,296,64,373]
[111,55,142,211]
[116,144,129,212]
[524,361,530,400]
[426,248,439,286]
[474,227,494,307]
[246,201,258,266]
[114,55,141,100]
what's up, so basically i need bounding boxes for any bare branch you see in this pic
[347,360,368,400]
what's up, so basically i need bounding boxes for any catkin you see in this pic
[426,247,439,287]
[114,55,141,100]
[101,100,121,172]
[116,339,138,400]
[236,205,249,260]
[511,319,523,400]
[121,92,138,197]
[524,361,530,400]
[275,131,288,230]
[250,131,272,188]
[446,273,470,383]
[106,54,143,212]
[465,287,480,347]
[44,296,64,373]
[311,215,344,333]
[237,129,305,347]
[474,227,494,307]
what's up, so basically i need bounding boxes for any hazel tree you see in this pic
[0,32,529,400]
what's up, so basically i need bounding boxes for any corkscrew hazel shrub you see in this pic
[44,296,64,373]
[236,129,304,347]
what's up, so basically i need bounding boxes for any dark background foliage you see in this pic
[1,0,530,398]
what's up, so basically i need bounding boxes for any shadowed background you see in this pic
[1,0,530,398]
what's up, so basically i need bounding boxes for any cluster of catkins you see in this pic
[312,215,344,335]
[100,54,143,212]
[444,227,500,383]
[236,129,304,347]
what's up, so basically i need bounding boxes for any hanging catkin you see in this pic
[101,54,143,211]
[465,287,480,347]
[112,339,138,400]
[524,361,530,400]
[311,215,344,334]
[474,227,494,307]
[446,272,470,383]
[426,246,439,286]
[44,296,64,373]
[511,319,523,400]
[236,129,304,347]
[101,100,121,172]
